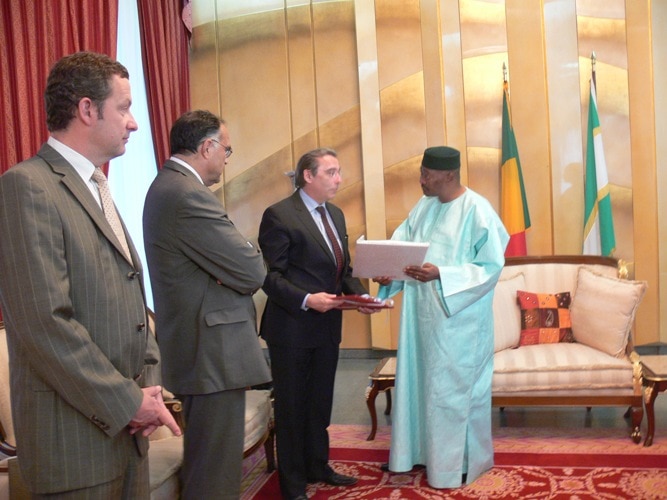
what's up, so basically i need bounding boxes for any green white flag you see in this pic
[583,75,615,256]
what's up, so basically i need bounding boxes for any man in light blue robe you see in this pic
[376,146,509,489]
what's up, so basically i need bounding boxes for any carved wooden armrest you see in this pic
[164,398,185,432]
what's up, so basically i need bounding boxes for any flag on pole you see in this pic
[500,79,531,257]
[583,63,615,256]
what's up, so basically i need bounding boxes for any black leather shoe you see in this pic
[380,463,390,472]
[322,471,358,486]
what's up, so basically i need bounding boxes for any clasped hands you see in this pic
[373,262,439,285]
[128,385,182,437]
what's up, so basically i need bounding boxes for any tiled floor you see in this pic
[331,355,667,441]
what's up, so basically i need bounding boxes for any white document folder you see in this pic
[352,236,429,280]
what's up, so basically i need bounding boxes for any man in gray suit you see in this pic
[143,110,271,499]
[0,52,180,498]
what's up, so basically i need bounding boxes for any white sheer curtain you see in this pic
[109,0,158,309]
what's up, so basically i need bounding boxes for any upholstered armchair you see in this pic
[149,387,275,498]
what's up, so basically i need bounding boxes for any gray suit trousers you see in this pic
[178,389,246,499]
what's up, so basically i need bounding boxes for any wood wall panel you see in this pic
[506,0,552,256]
[190,0,664,349]
[626,0,660,345]
[544,0,585,256]
[286,5,318,143]
[355,0,390,347]
[654,2,667,342]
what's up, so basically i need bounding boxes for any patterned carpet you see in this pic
[241,425,667,499]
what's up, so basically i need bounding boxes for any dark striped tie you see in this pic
[316,206,344,281]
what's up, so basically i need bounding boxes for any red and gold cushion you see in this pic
[517,290,573,346]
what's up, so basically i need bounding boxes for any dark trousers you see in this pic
[268,342,339,499]
[178,389,246,500]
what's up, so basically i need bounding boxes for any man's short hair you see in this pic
[294,148,337,189]
[170,110,224,155]
[45,52,129,132]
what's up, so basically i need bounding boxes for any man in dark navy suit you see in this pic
[259,148,376,499]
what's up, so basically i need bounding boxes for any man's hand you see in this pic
[372,276,392,286]
[403,263,440,282]
[128,385,182,437]
[306,292,344,312]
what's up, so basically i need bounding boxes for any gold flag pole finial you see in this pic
[503,62,507,83]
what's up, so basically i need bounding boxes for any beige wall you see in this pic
[189,0,666,349]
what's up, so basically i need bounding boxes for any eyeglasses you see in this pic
[210,138,233,158]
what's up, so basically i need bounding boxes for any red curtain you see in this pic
[0,0,118,173]
[0,1,190,322]
[0,0,119,325]
[137,0,191,170]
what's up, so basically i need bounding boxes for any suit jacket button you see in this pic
[137,322,146,332]
[127,271,137,280]
[91,415,110,431]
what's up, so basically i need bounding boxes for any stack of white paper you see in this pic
[352,236,429,280]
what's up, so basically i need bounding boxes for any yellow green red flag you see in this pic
[501,81,530,257]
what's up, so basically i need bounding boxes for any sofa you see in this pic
[492,255,647,442]
[366,255,648,443]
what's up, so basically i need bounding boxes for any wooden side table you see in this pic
[641,355,667,447]
[365,357,396,441]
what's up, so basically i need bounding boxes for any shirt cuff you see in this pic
[301,293,310,311]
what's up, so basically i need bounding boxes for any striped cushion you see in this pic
[493,273,524,352]
[149,436,182,495]
[244,390,272,452]
[493,343,633,394]
[571,268,647,358]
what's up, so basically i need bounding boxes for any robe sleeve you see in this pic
[437,209,508,316]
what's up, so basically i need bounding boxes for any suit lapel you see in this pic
[37,144,136,266]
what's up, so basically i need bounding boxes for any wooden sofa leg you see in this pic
[623,406,632,419]
[628,405,643,444]
[384,389,392,416]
